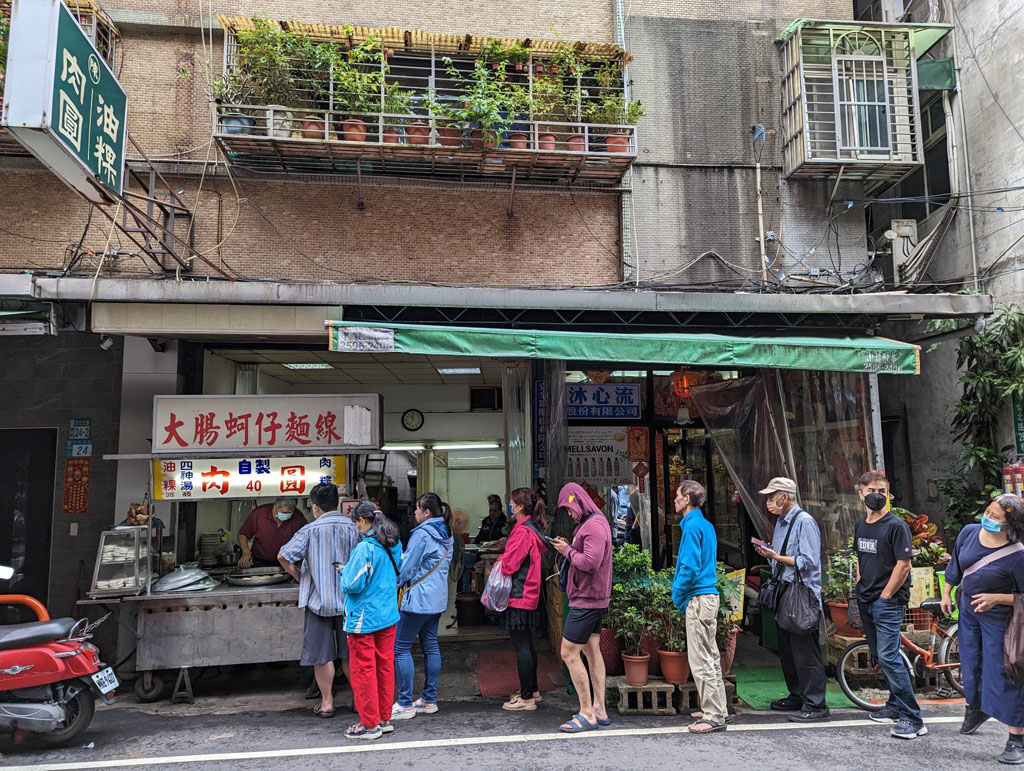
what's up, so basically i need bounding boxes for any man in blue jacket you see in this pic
[672,480,728,734]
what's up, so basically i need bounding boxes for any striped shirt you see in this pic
[278,511,360,616]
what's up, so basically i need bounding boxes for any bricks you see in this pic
[674,674,739,716]
[610,676,677,716]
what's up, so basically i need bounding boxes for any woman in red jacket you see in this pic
[499,487,549,712]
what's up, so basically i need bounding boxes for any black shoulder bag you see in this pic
[776,514,821,635]
[756,519,796,613]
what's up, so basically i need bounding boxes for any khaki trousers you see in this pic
[685,593,728,724]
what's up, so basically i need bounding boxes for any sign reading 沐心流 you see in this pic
[2,0,127,202]
[152,455,348,501]
[152,394,383,455]
[567,384,641,420]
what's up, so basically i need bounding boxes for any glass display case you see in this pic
[88,526,150,597]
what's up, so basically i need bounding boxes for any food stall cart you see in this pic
[101,393,382,702]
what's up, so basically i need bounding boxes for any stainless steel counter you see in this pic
[123,582,298,604]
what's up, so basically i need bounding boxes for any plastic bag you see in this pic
[480,558,511,612]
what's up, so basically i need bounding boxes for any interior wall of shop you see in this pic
[877,0,1024,517]
[624,12,866,284]
[0,332,124,618]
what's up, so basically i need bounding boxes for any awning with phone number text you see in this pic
[327,321,920,375]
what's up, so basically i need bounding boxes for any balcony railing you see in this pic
[213,104,638,186]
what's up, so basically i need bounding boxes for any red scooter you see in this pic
[0,570,116,745]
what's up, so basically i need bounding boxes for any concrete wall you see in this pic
[878,0,1024,514]
[0,333,123,617]
[625,10,866,286]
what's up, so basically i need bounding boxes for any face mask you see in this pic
[276,511,293,522]
[508,503,515,517]
[981,514,1005,533]
[864,492,887,511]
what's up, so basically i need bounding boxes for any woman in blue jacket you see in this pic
[340,502,404,741]
[391,492,454,721]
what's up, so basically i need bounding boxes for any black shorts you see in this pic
[300,609,349,667]
[562,607,606,645]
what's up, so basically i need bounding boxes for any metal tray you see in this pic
[153,567,212,593]
[225,570,293,587]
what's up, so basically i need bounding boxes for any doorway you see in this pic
[0,428,57,622]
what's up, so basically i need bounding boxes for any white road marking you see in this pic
[0,716,964,770]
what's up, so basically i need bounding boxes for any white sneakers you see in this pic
[391,699,439,720]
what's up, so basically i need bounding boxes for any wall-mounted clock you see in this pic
[401,409,425,432]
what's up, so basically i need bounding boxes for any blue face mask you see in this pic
[981,514,1005,533]
[276,511,293,522]
[508,503,515,517]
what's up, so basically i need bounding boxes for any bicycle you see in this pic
[836,598,963,711]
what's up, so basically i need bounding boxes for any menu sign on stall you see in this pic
[152,394,383,454]
[152,455,348,501]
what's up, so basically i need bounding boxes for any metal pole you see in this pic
[868,373,885,471]
[756,159,768,284]
[951,28,980,288]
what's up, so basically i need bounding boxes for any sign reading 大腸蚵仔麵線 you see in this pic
[2,0,127,202]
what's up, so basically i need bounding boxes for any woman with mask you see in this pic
[941,494,1024,765]
[391,493,454,721]
[339,502,403,740]
[498,488,549,712]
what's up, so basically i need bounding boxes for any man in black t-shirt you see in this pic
[853,470,924,740]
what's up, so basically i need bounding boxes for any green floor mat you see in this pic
[732,665,856,710]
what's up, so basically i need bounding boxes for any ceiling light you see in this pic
[433,442,500,450]
[284,363,333,370]
[381,444,425,451]
[437,366,481,375]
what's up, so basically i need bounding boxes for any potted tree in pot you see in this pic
[380,82,415,144]
[602,544,651,676]
[651,570,689,684]
[332,30,386,142]
[586,93,644,153]
[233,18,297,138]
[441,58,521,149]
[607,588,654,686]
[823,539,858,636]
[716,563,743,675]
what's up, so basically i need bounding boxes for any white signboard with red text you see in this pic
[152,455,348,502]
[152,394,383,455]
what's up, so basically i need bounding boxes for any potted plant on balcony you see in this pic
[823,539,858,637]
[531,75,586,151]
[586,93,643,152]
[650,570,689,684]
[0,9,9,109]
[506,41,530,72]
[380,82,415,144]
[441,58,522,149]
[331,30,386,142]
[234,17,299,138]
[279,34,336,140]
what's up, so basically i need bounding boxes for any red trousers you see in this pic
[347,624,397,728]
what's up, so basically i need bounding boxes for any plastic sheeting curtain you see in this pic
[689,370,875,550]
[536,359,568,501]
[502,362,533,499]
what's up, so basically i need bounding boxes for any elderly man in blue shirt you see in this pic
[754,477,830,723]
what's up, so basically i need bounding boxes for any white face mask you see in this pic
[276,511,294,522]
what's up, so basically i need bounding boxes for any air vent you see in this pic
[470,386,503,412]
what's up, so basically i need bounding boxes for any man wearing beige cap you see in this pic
[754,477,829,723]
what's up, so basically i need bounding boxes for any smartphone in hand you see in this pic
[751,537,770,550]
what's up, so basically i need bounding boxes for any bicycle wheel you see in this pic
[938,623,964,695]
[837,641,915,711]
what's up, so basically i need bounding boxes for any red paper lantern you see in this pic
[671,370,691,399]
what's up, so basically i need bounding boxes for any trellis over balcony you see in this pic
[210,16,639,188]
[778,19,950,184]
[0,0,121,159]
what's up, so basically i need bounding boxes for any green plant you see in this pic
[0,10,10,96]
[234,17,298,106]
[531,75,585,125]
[612,543,652,585]
[505,41,531,66]
[606,582,654,656]
[586,93,644,126]
[822,538,857,603]
[649,569,686,652]
[381,81,414,118]
[925,303,1024,538]
[441,58,523,146]
[715,562,742,650]
[592,61,623,90]
[890,507,951,567]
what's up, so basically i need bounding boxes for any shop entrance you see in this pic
[0,428,56,621]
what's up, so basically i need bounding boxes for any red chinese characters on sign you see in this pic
[256,411,281,446]
[224,412,251,445]
[316,411,340,444]
[280,465,306,494]
[162,412,188,448]
[200,466,230,495]
[285,412,311,446]
[193,412,220,446]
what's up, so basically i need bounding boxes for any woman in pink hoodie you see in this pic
[498,487,549,712]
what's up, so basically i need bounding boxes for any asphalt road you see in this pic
[0,701,1010,770]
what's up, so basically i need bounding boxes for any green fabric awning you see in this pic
[327,321,921,375]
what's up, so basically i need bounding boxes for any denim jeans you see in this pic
[394,610,443,707]
[857,597,922,725]
[461,551,481,594]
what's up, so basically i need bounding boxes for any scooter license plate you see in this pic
[91,667,118,694]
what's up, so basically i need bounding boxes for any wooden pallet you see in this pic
[609,676,676,716]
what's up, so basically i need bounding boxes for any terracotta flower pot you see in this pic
[438,126,462,147]
[605,131,631,152]
[406,122,431,145]
[599,628,624,676]
[538,133,557,151]
[640,634,661,676]
[827,601,858,637]
[301,115,325,140]
[567,134,586,153]
[508,132,529,149]
[470,129,485,149]
[382,125,402,144]
[622,652,651,686]
[719,625,740,675]
[657,650,690,685]
[515,62,524,71]
[341,117,368,142]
